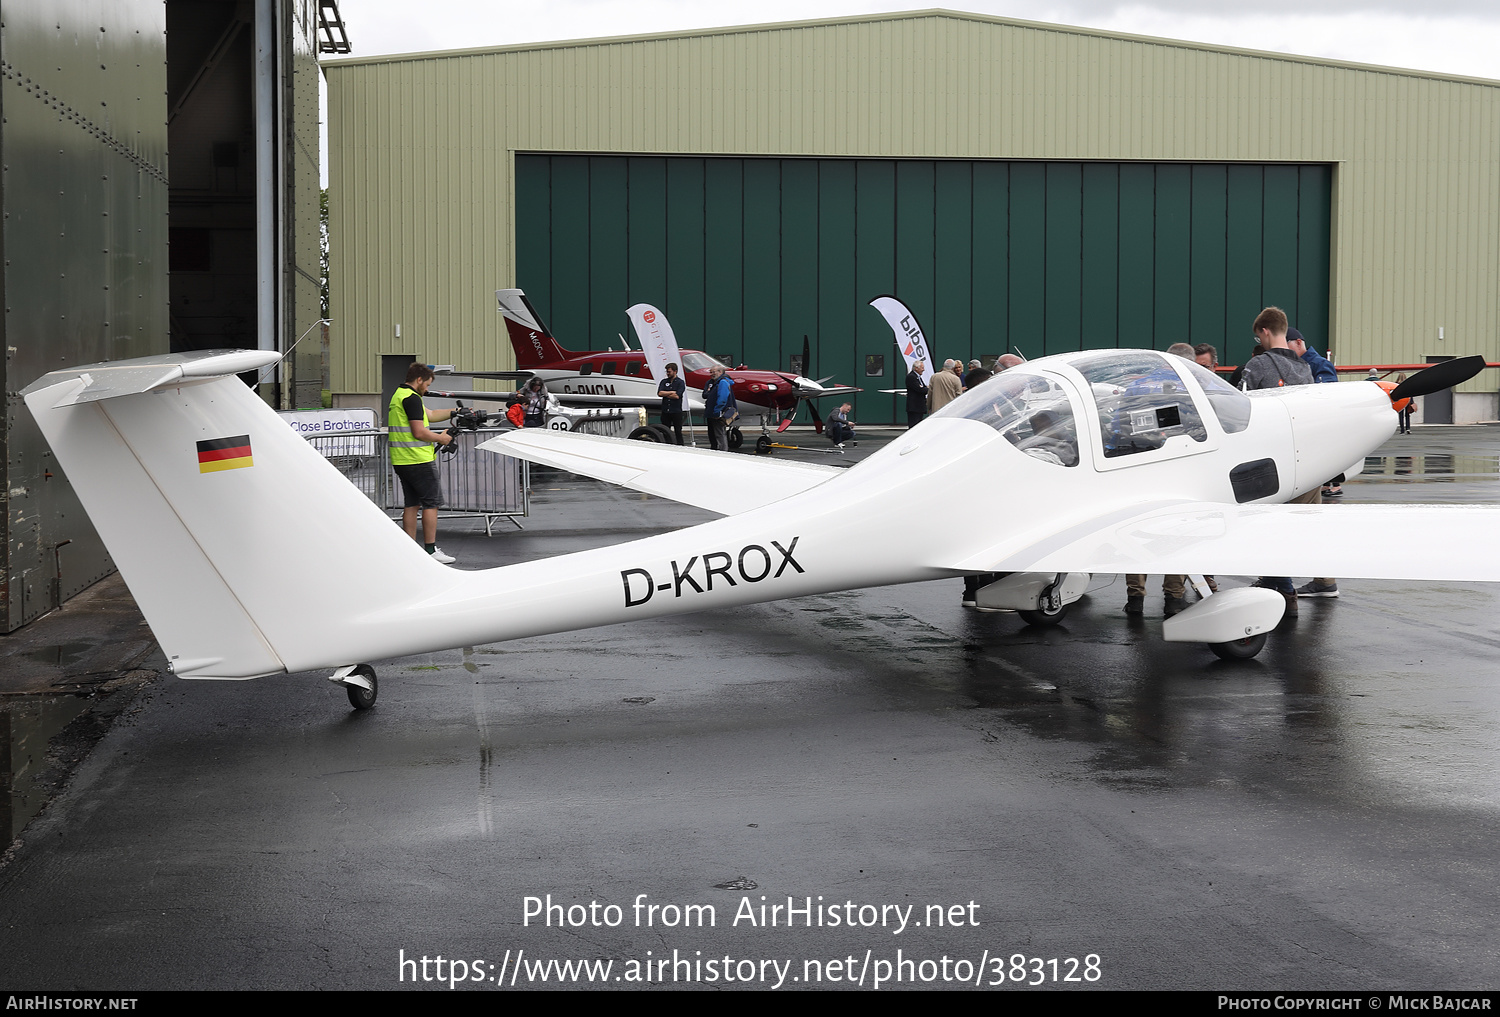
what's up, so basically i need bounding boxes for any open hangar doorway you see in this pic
[166,0,338,411]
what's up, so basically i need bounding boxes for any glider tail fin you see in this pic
[23,351,444,679]
[496,288,577,368]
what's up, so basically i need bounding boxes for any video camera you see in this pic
[437,402,491,456]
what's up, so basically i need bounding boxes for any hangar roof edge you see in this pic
[320,6,1500,89]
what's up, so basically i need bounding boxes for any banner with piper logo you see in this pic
[868,295,934,386]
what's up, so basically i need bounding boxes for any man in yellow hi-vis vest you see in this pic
[389,363,456,564]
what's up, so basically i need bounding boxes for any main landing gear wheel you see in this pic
[1209,633,1267,660]
[627,425,663,442]
[728,427,744,450]
[755,434,772,456]
[648,423,674,442]
[346,664,378,710]
[1017,601,1071,627]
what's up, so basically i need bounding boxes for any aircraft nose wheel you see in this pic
[1017,575,1073,626]
[755,434,771,455]
[1208,633,1267,660]
[345,663,378,709]
[1017,602,1071,626]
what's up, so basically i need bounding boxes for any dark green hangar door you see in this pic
[515,156,1332,424]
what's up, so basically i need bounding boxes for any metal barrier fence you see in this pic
[307,429,390,505]
[419,427,530,534]
[303,427,529,535]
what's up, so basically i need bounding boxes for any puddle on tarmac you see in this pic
[22,643,97,668]
[0,695,91,845]
[1362,453,1500,482]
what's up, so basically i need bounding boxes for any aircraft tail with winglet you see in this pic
[496,288,580,368]
[21,350,461,680]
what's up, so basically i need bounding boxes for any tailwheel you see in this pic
[345,664,378,710]
[1209,633,1267,660]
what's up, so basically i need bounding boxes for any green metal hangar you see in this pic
[325,9,1500,424]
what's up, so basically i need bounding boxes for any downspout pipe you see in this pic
[255,0,277,400]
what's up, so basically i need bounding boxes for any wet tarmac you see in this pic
[1,426,1499,990]
[0,575,163,850]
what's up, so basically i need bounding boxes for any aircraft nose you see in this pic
[793,376,824,396]
[1288,382,1395,493]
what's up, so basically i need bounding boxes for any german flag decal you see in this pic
[197,435,253,473]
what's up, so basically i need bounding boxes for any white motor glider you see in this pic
[22,346,1490,709]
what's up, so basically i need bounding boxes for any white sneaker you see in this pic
[430,547,456,564]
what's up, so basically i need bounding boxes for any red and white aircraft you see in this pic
[431,290,859,448]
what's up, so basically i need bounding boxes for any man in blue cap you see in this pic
[1287,327,1337,384]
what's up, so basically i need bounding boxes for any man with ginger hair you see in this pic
[1241,307,1311,391]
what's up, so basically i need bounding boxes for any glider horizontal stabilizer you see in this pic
[28,349,283,407]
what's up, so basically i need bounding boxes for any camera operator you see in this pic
[388,363,457,564]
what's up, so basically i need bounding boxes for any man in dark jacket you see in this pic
[1244,306,1314,616]
[657,362,686,445]
[826,402,855,446]
[1287,327,1337,384]
[905,361,929,428]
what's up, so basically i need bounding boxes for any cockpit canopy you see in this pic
[930,349,1252,469]
[1072,351,1208,457]
[931,370,1080,467]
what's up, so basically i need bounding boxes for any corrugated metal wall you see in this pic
[327,11,1500,399]
[0,1,169,629]
[516,155,1331,421]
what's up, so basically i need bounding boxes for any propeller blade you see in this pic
[802,335,812,382]
[1389,355,1487,402]
[814,375,835,385]
[806,399,824,434]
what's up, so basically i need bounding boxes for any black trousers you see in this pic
[661,409,684,444]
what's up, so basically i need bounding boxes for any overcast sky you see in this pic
[334,1,1500,80]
